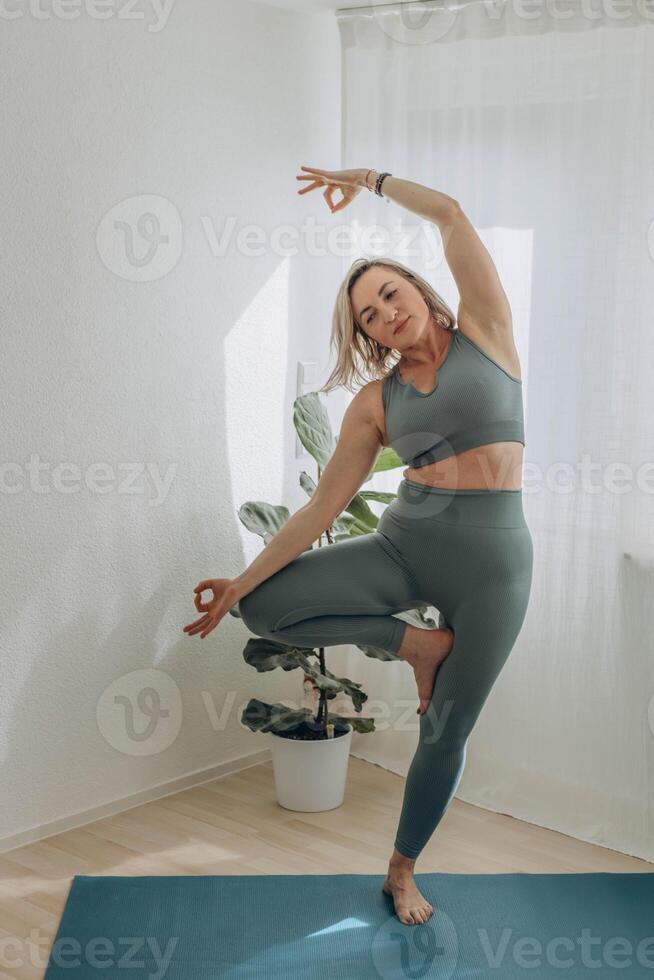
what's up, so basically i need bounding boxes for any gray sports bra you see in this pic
[382,326,525,468]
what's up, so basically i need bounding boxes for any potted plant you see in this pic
[229,391,438,811]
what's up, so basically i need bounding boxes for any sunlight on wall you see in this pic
[224,260,290,525]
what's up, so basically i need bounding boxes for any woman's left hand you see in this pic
[296,165,367,214]
[183,577,241,639]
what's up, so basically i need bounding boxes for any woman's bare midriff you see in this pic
[401,442,524,491]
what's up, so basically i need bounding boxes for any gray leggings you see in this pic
[238,478,534,860]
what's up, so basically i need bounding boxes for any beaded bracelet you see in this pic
[364,169,392,195]
[375,171,392,196]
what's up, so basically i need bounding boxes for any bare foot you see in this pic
[382,868,434,925]
[398,625,454,715]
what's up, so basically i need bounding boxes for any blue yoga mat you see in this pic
[43,872,654,979]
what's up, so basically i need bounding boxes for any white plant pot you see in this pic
[269,725,353,811]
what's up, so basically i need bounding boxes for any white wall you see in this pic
[1,0,342,844]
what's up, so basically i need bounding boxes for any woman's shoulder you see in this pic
[358,366,396,404]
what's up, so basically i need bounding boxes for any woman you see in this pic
[183,167,533,927]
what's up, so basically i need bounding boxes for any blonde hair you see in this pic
[319,257,456,394]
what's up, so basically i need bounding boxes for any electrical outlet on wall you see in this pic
[295,360,319,458]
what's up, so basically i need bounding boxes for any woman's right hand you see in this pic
[296,165,368,214]
[183,578,241,639]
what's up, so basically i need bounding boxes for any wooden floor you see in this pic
[1,757,651,979]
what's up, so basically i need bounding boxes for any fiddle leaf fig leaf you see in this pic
[331,512,360,535]
[242,638,319,671]
[358,489,397,505]
[303,661,367,712]
[293,392,335,469]
[356,642,403,662]
[237,501,290,539]
[241,698,375,736]
[342,492,379,529]
[237,501,313,551]
[299,470,317,498]
[372,446,404,472]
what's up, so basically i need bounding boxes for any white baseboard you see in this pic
[1,747,272,855]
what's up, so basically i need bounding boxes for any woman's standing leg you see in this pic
[376,485,533,923]
[392,568,533,859]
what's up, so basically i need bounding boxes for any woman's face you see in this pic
[351,267,429,349]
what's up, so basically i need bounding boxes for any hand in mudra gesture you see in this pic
[296,165,367,214]
[183,578,240,639]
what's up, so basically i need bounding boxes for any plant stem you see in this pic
[318,647,328,734]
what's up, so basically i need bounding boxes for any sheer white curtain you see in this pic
[333,0,654,861]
